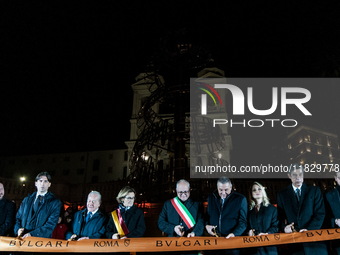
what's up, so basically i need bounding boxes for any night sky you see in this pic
[1,1,340,161]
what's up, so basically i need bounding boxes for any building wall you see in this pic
[0,149,128,185]
[287,125,340,166]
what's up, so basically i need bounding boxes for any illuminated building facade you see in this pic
[287,125,340,166]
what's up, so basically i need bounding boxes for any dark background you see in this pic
[1,1,340,166]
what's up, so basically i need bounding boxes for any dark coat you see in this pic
[14,191,61,238]
[158,198,204,237]
[65,208,107,240]
[247,204,278,255]
[206,190,247,236]
[105,206,145,238]
[277,183,327,255]
[325,187,340,228]
[0,198,16,236]
[325,187,340,255]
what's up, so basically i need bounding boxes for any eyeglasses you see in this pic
[177,190,190,195]
[124,197,135,200]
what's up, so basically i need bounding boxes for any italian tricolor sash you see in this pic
[111,209,129,237]
[171,197,196,229]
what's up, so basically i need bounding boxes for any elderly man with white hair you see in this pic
[66,191,106,241]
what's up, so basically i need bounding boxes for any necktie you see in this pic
[34,195,43,212]
[86,212,92,223]
[296,188,301,202]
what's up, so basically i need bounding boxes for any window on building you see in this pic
[93,159,100,171]
[108,167,113,173]
[329,150,333,158]
[63,169,70,176]
[124,151,128,161]
[77,168,85,175]
[64,156,70,162]
[91,176,98,183]
[109,154,113,160]
[123,167,127,179]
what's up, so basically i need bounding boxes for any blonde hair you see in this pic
[248,182,270,210]
[116,186,136,203]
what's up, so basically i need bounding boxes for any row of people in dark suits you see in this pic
[1,166,340,255]
[157,164,338,255]
[0,172,146,241]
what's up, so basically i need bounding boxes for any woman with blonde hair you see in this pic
[105,186,145,240]
[247,182,279,255]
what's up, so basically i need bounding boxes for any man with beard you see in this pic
[158,179,204,241]
[15,172,61,238]
[0,182,16,236]
[205,176,247,255]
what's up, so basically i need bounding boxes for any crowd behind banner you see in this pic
[1,163,340,255]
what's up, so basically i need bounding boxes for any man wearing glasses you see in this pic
[158,179,204,238]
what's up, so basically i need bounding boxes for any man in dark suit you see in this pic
[158,179,204,238]
[325,171,340,254]
[14,172,61,238]
[205,177,247,255]
[66,191,106,240]
[0,182,16,236]
[277,164,327,255]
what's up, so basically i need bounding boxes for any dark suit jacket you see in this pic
[0,198,16,236]
[105,206,145,238]
[277,183,327,255]
[277,183,325,231]
[248,203,279,234]
[206,190,247,236]
[158,198,204,237]
[248,204,278,255]
[326,187,340,228]
[14,192,61,238]
[65,208,107,240]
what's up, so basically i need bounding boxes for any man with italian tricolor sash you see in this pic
[158,179,204,239]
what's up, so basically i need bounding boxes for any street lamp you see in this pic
[20,176,26,186]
